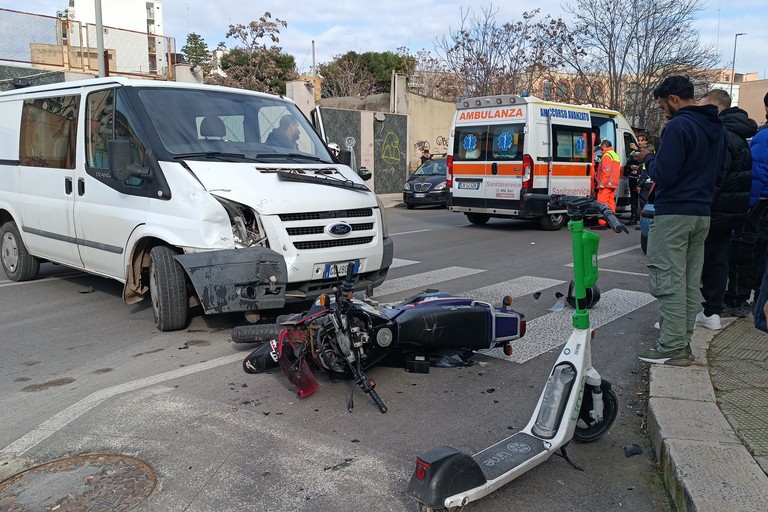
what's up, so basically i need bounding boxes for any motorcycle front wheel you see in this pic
[573,381,618,443]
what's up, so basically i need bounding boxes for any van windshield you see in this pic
[136,88,334,164]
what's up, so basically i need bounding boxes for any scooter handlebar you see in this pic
[524,193,628,233]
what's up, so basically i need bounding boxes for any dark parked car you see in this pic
[403,157,448,209]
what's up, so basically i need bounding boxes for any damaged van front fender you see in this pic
[175,247,287,314]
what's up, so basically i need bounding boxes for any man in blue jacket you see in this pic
[725,91,768,318]
[749,92,768,331]
[633,76,727,366]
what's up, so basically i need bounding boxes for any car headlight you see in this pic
[434,182,446,191]
[403,182,411,191]
[375,195,389,238]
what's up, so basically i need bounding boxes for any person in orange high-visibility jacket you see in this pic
[596,139,621,227]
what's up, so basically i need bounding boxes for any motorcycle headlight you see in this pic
[434,182,446,191]
[375,195,389,238]
[403,182,411,191]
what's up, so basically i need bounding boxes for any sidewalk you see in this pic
[647,316,768,511]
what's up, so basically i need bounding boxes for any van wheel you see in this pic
[540,213,567,231]
[1,221,40,281]
[149,246,189,331]
[466,213,490,225]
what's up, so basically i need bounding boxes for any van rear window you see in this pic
[19,95,80,169]
[453,123,524,161]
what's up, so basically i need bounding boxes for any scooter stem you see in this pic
[568,212,590,330]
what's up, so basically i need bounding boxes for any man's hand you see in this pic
[634,147,653,163]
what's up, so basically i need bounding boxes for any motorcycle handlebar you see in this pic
[368,388,388,413]
[525,193,628,234]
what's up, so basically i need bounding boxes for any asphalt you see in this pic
[380,192,768,510]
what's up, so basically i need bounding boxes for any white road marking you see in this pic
[390,228,432,236]
[464,276,566,304]
[482,288,656,363]
[390,258,419,268]
[0,272,85,287]
[0,352,244,458]
[374,266,485,297]
[566,244,642,267]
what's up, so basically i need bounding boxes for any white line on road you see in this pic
[0,272,85,288]
[390,228,432,236]
[565,245,642,267]
[374,266,485,297]
[0,352,244,458]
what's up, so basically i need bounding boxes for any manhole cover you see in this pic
[0,454,156,512]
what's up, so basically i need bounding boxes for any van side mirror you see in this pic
[108,139,150,181]
[358,166,372,181]
[337,149,352,167]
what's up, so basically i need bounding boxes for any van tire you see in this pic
[1,221,40,281]
[540,213,567,231]
[466,213,490,225]
[232,324,282,344]
[149,246,189,332]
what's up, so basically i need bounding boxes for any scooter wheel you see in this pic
[232,324,281,344]
[416,502,462,512]
[573,382,618,443]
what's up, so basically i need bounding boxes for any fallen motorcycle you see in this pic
[240,262,526,413]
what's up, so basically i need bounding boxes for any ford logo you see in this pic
[327,222,352,237]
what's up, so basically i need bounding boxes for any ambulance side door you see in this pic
[549,124,593,197]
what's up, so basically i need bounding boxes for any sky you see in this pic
[6,0,768,80]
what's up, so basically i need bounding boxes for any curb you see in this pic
[647,320,768,511]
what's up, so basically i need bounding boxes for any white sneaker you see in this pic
[695,311,722,330]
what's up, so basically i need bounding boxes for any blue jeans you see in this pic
[647,215,710,352]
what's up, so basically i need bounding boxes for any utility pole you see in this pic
[729,33,746,97]
[94,0,106,77]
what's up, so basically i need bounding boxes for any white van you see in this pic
[448,95,637,230]
[0,77,393,330]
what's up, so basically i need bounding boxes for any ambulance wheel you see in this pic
[466,213,490,225]
[573,383,618,443]
[149,245,189,332]
[540,213,567,231]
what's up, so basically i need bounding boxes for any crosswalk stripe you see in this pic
[464,276,566,304]
[390,258,419,269]
[481,289,655,363]
[374,266,485,297]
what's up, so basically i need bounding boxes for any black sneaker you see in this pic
[722,304,751,318]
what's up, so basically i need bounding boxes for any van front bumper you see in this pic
[175,247,287,314]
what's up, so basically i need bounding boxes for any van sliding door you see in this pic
[549,125,593,198]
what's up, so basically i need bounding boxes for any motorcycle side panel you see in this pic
[406,446,486,509]
[396,305,491,351]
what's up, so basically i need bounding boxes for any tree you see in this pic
[560,0,719,134]
[318,50,415,98]
[434,5,572,97]
[180,32,210,70]
[205,12,298,94]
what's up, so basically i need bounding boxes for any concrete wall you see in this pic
[740,80,768,127]
[286,80,317,119]
[407,93,456,171]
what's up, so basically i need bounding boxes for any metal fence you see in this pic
[0,8,175,80]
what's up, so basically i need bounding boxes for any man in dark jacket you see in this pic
[694,89,757,330]
[725,91,768,317]
[633,76,727,366]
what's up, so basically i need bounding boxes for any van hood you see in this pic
[179,161,377,214]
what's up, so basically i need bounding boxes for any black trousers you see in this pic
[628,176,639,220]
[725,199,768,307]
[701,218,741,315]
[638,181,652,213]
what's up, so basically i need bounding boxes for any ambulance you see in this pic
[448,95,637,230]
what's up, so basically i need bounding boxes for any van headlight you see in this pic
[375,195,389,238]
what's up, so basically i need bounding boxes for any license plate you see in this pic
[458,181,480,190]
[316,260,360,279]
[414,193,426,198]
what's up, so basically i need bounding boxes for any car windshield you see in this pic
[136,88,334,164]
[413,159,447,176]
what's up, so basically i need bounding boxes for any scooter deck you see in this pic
[473,432,548,481]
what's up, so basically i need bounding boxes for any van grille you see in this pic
[294,237,374,250]
[277,209,378,251]
[286,222,374,236]
[279,208,372,222]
